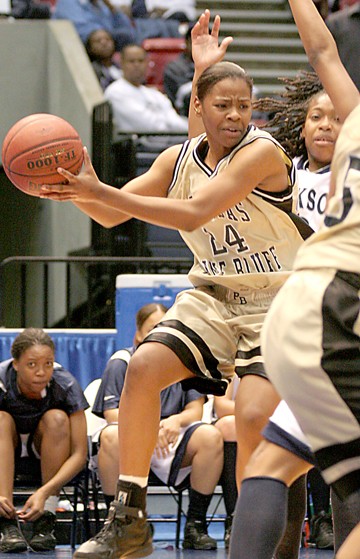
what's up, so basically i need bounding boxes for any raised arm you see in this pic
[188,10,233,138]
[287,0,359,122]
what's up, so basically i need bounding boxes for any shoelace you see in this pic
[14,516,43,553]
[14,516,30,551]
[92,510,126,542]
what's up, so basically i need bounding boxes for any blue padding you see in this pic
[0,330,117,389]
[115,274,192,348]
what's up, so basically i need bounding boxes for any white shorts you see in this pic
[263,401,315,466]
[150,423,201,487]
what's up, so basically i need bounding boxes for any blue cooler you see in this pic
[115,274,192,348]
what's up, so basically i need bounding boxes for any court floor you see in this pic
[1,511,334,559]
[0,546,334,559]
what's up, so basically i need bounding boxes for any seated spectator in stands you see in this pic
[105,43,188,135]
[163,24,194,116]
[52,0,183,52]
[131,0,196,23]
[313,0,330,18]
[0,328,88,553]
[326,0,360,90]
[10,0,52,18]
[85,29,122,90]
[92,303,223,550]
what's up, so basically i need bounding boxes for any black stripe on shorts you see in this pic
[143,320,228,396]
[321,270,360,422]
[235,346,266,378]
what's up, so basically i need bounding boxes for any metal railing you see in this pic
[0,256,193,328]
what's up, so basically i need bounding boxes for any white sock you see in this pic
[119,475,148,488]
[44,495,59,515]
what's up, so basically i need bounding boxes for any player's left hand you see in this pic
[17,491,46,522]
[40,147,102,202]
[191,10,233,73]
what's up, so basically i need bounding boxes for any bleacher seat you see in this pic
[142,37,186,91]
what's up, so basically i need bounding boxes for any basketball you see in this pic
[1,113,84,197]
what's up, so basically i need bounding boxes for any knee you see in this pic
[197,425,224,455]
[39,409,69,436]
[125,351,166,393]
[237,402,269,434]
[99,425,118,457]
[0,411,16,432]
[215,415,236,441]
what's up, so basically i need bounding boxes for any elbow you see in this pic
[96,218,126,229]
[307,37,337,70]
[181,213,208,232]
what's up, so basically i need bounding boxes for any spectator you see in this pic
[313,0,330,18]
[104,43,188,134]
[326,1,360,90]
[52,0,183,52]
[0,328,88,553]
[10,0,52,18]
[92,303,222,549]
[85,29,122,90]
[163,24,194,116]
[131,0,196,23]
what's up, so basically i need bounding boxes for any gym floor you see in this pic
[0,546,334,559]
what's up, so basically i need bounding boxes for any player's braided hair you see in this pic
[253,71,324,159]
[11,328,55,360]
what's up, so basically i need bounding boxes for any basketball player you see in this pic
[255,70,341,232]
[39,11,312,559]
[0,329,88,553]
[93,302,223,550]
[228,0,360,558]
[254,73,341,550]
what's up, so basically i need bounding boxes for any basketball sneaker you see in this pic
[224,514,233,550]
[309,511,334,550]
[73,500,153,559]
[29,511,57,551]
[0,517,28,553]
[182,519,217,550]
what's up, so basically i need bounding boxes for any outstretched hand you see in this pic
[191,9,233,73]
[40,147,101,202]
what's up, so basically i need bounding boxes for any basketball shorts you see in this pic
[96,421,203,490]
[262,401,315,466]
[15,432,40,460]
[150,422,203,489]
[143,285,271,395]
[262,268,360,500]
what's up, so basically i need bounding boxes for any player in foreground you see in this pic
[39,10,311,559]
[228,0,360,558]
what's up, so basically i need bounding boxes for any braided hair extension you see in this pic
[254,71,324,159]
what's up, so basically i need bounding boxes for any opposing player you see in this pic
[228,0,360,558]
[39,10,311,559]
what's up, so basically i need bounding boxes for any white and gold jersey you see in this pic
[167,125,309,294]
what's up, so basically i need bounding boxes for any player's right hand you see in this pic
[0,496,17,519]
[39,147,102,203]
